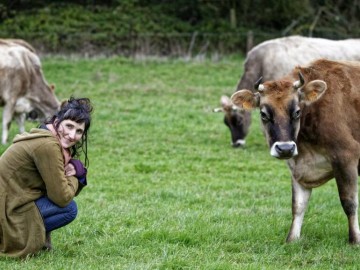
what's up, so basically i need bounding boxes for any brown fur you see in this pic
[294,59,360,149]
[286,59,360,243]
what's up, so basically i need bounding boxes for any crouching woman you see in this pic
[0,97,93,258]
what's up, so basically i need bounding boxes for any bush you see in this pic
[0,3,257,56]
[0,1,357,57]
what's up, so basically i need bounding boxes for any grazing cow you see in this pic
[214,95,251,147]
[0,39,60,144]
[231,59,360,244]
[216,35,360,147]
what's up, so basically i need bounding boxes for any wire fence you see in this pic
[0,31,278,57]
[2,29,357,58]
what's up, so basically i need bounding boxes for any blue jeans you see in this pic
[35,196,78,233]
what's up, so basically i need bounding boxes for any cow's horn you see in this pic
[254,77,264,91]
[299,72,305,85]
[293,72,305,89]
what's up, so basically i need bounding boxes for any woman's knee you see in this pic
[67,200,78,221]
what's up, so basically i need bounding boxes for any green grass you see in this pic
[0,55,359,269]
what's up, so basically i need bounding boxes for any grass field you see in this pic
[0,56,359,269]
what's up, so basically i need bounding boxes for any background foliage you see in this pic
[0,0,359,56]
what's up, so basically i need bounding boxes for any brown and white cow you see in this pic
[231,59,360,243]
[0,39,60,144]
[217,36,360,148]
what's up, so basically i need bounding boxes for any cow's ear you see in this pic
[213,95,231,112]
[220,95,232,107]
[60,99,68,108]
[299,80,327,104]
[231,89,259,110]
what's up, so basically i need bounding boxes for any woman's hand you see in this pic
[65,163,76,177]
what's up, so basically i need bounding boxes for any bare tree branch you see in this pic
[309,7,323,37]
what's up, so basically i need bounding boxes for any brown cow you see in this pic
[231,59,360,244]
[217,36,360,148]
[0,39,60,144]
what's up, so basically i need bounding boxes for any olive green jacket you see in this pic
[0,128,82,258]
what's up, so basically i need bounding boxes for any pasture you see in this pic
[0,56,358,269]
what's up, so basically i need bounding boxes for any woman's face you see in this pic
[57,119,85,148]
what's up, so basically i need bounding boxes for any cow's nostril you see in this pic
[275,143,295,155]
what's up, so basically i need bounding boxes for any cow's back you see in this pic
[237,36,360,90]
[0,44,38,100]
[0,39,36,53]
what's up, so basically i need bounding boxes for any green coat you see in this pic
[0,128,81,258]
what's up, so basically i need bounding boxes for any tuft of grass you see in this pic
[0,55,358,269]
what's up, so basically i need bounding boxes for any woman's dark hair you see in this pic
[45,97,93,166]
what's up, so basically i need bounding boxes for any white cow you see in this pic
[0,39,60,144]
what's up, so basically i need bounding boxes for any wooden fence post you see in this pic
[246,30,253,53]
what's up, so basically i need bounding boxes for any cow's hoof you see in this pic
[349,235,360,245]
[286,234,300,243]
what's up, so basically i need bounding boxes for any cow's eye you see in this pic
[260,111,270,122]
[292,109,301,120]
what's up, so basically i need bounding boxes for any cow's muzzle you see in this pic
[26,108,44,122]
[270,141,298,159]
[232,139,246,148]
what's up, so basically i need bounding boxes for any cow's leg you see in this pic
[2,103,14,144]
[15,113,26,133]
[333,163,360,244]
[286,178,312,242]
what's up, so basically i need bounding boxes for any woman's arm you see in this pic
[33,140,79,207]
[65,159,87,195]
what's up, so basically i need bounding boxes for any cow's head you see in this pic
[230,73,327,159]
[26,83,60,121]
[214,95,251,147]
